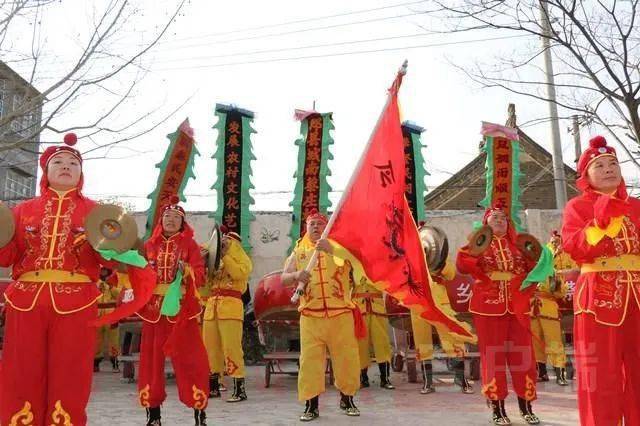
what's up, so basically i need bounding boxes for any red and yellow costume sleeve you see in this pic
[561,192,640,326]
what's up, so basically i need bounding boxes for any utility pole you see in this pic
[570,115,582,162]
[539,1,568,208]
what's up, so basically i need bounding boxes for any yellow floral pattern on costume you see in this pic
[9,401,34,426]
[50,400,72,426]
[192,385,208,410]
[524,375,537,401]
[139,384,150,408]
[482,378,499,400]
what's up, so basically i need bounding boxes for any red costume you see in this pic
[137,204,210,413]
[0,136,153,426]
[457,206,539,423]
[561,136,640,426]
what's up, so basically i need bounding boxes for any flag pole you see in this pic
[291,60,408,303]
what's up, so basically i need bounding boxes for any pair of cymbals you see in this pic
[0,203,15,248]
[418,225,449,272]
[85,204,138,253]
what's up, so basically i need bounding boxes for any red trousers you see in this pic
[575,301,640,426]
[1,303,97,426]
[138,316,209,409]
[474,313,537,401]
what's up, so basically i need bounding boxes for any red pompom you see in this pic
[63,133,78,146]
[308,208,319,216]
[589,135,607,149]
[170,195,180,205]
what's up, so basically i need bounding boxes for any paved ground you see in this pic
[88,362,579,425]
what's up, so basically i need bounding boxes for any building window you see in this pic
[4,168,34,203]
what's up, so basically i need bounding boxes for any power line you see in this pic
[154,34,531,72]
[161,0,433,44]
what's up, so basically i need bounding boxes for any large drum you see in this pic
[254,270,300,339]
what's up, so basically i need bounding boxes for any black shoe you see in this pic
[110,356,120,373]
[208,373,221,398]
[518,397,541,425]
[420,361,435,394]
[226,377,247,403]
[194,409,207,426]
[452,359,474,394]
[555,367,569,386]
[490,400,511,425]
[378,362,395,390]
[339,392,360,417]
[93,358,102,373]
[300,396,319,422]
[360,368,370,388]
[146,406,161,426]
[536,362,549,382]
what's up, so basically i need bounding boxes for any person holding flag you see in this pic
[561,135,640,426]
[457,204,542,425]
[284,60,475,421]
[282,210,364,422]
[136,200,210,426]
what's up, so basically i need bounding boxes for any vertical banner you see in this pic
[211,104,256,253]
[479,122,524,231]
[401,121,428,224]
[144,119,198,239]
[288,110,334,250]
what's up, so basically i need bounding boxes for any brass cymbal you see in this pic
[516,233,542,262]
[205,222,221,274]
[85,204,138,254]
[0,203,15,248]
[419,225,449,272]
[467,225,493,256]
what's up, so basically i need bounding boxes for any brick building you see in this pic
[425,104,578,211]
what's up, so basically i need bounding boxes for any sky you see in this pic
[5,0,639,212]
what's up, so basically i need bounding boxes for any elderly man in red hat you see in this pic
[201,225,252,402]
[0,134,153,425]
[137,200,210,426]
[457,203,540,425]
[561,136,640,426]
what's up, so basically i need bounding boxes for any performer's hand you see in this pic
[177,260,185,274]
[594,194,629,228]
[296,270,311,284]
[315,238,333,254]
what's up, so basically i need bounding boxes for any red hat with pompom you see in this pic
[39,133,84,194]
[39,133,82,170]
[577,135,617,176]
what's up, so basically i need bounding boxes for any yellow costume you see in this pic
[530,244,574,383]
[411,260,466,361]
[353,277,394,389]
[410,260,472,394]
[290,237,360,403]
[202,238,252,402]
[95,272,127,371]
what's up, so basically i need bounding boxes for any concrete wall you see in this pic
[1,209,566,288]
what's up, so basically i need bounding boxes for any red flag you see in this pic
[328,67,474,341]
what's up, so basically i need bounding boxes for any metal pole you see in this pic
[571,115,582,161]
[539,1,568,208]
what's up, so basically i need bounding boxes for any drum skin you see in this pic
[254,270,300,335]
